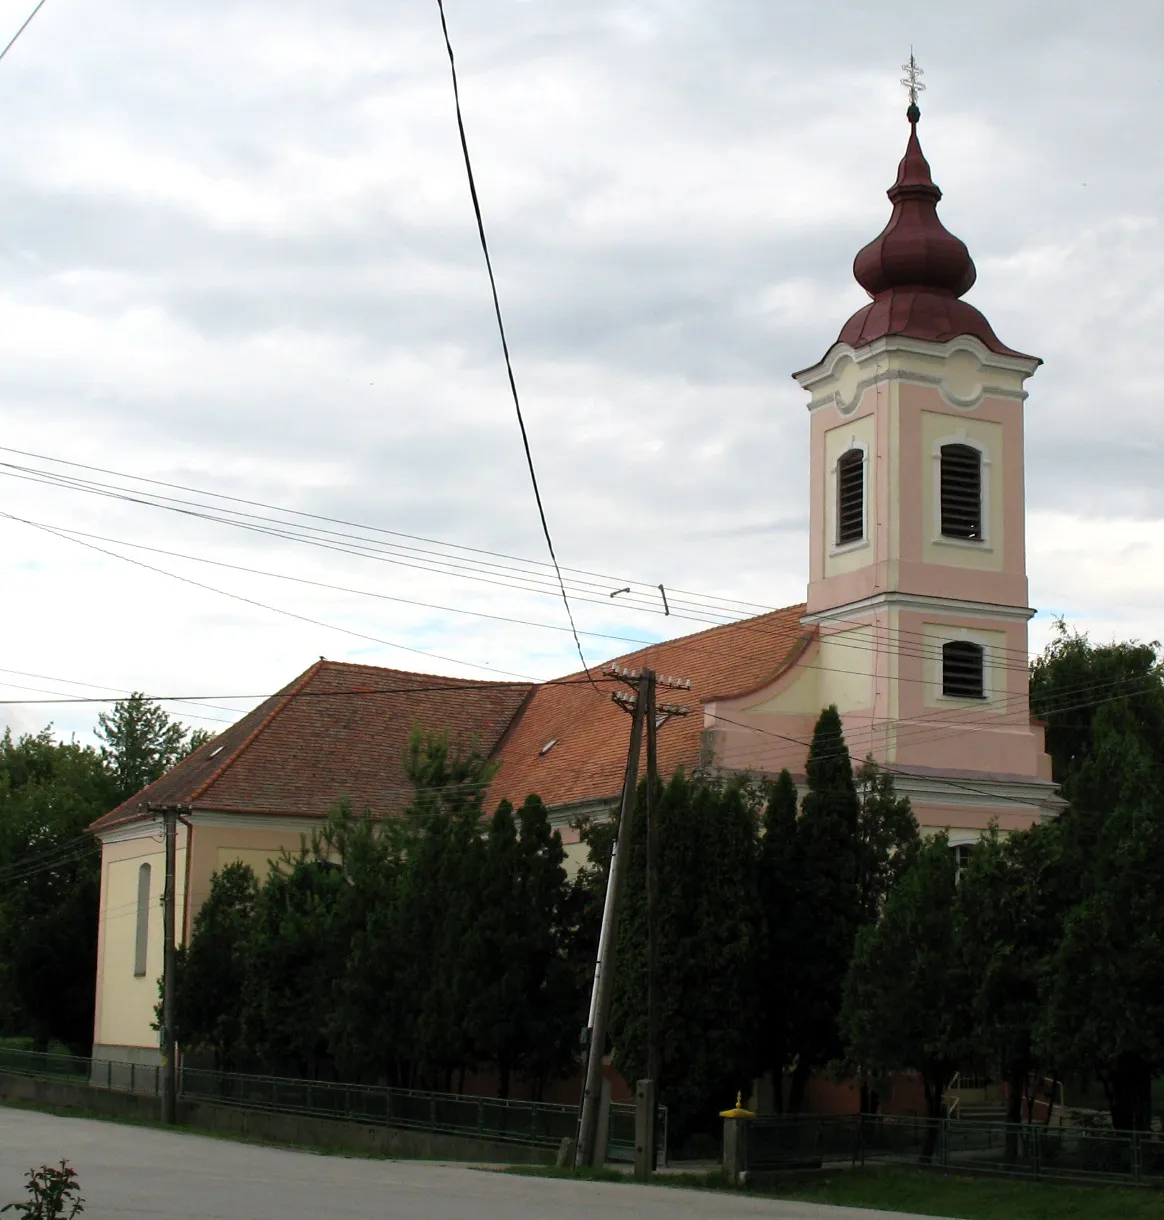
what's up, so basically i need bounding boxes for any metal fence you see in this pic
[746,1112,1164,1188]
[1,1047,668,1161]
[178,1066,578,1149]
[607,1100,669,1167]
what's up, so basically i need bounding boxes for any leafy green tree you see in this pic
[786,706,861,1110]
[95,694,208,805]
[327,806,411,1086]
[171,862,259,1070]
[957,823,1067,1132]
[855,759,919,923]
[240,851,347,1077]
[511,794,579,1096]
[843,833,965,1153]
[1037,701,1164,1130]
[755,769,800,1111]
[0,728,113,1050]
[610,771,762,1141]
[467,800,526,1095]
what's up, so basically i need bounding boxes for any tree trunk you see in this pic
[787,1060,812,1113]
[1004,1061,1025,1163]
[1107,1053,1152,1131]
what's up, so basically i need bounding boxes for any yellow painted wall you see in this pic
[823,414,876,578]
[749,626,874,715]
[919,411,1004,573]
[215,845,294,878]
[95,831,187,1052]
[562,839,590,875]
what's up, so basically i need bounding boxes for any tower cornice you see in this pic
[794,334,1040,414]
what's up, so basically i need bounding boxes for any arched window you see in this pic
[942,640,986,700]
[940,443,982,540]
[836,447,865,545]
[133,862,151,977]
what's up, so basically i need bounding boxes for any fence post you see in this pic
[1132,1131,1142,1185]
[940,1118,950,1170]
[720,1092,755,1188]
[634,1079,657,1182]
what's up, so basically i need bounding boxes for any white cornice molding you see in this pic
[95,819,164,846]
[545,795,619,828]
[888,771,1065,817]
[801,592,1036,626]
[711,765,1063,819]
[796,335,1039,414]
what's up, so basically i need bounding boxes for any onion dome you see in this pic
[835,104,1030,359]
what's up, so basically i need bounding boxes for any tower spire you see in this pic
[824,59,1032,361]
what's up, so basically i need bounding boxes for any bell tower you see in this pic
[789,68,1053,797]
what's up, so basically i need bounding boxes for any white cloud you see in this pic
[0,0,1161,748]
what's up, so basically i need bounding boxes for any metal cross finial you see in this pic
[900,50,925,109]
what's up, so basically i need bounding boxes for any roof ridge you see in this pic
[314,658,529,687]
[548,602,808,682]
[188,659,326,803]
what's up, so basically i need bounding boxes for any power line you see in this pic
[0,452,1070,664]
[3,469,1062,680]
[0,672,236,724]
[0,0,48,68]
[0,446,767,618]
[433,0,598,691]
[0,516,658,651]
[3,511,544,683]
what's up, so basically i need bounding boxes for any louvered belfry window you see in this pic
[940,443,982,540]
[836,448,864,546]
[942,640,986,699]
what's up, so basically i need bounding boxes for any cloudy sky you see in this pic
[1,0,1162,744]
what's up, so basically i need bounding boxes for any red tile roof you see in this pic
[90,605,808,833]
[89,661,533,832]
[489,605,808,810]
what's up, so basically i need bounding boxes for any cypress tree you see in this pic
[756,769,800,1111]
[786,705,860,1111]
[513,794,578,1098]
[610,771,762,1141]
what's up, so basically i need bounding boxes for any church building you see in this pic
[88,96,1059,1070]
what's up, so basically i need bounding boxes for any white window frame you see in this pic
[933,627,998,706]
[932,430,991,550]
[829,437,870,556]
[133,862,151,978]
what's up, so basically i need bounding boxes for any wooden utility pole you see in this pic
[148,802,183,1125]
[575,668,649,1167]
[576,665,691,1171]
[642,668,659,1178]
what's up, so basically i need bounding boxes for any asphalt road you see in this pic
[0,1107,938,1220]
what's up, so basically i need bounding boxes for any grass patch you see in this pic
[506,1162,1163,1219]
[778,1165,1163,1220]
